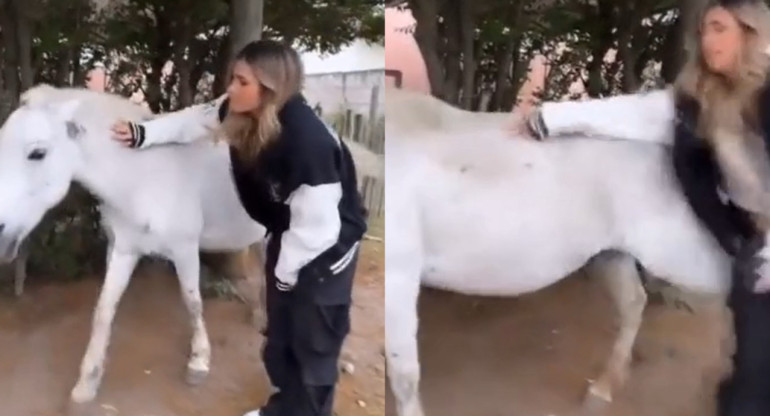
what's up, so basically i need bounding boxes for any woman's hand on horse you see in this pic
[111,120,135,147]
[507,104,548,141]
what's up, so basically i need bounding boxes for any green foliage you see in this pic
[402,0,680,108]
[265,1,384,51]
[26,185,107,280]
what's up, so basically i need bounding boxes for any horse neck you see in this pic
[70,133,136,209]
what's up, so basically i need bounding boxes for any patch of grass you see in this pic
[199,266,241,301]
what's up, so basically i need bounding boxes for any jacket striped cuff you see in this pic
[528,108,549,140]
[129,123,146,148]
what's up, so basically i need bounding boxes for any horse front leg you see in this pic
[170,242,212,385]
[385,206,425,416]
[386,270,424,416]
[584,251,647,407]
[71,248,140,403]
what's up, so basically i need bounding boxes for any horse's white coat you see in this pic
[540,88,770,292]
[385,88,731,416]
[0,85,266,403]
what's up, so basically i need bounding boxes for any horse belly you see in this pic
[194,144,265,251]
[419,166,610,296]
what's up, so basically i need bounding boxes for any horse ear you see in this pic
[54,99,81,122]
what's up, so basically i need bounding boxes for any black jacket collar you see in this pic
[278,93,308,123]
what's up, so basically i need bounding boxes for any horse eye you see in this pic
[27,148,47,161]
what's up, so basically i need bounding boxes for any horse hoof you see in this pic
[69,383,97,405]
[65,400,98,416]
[582,384,612,415]
[186,366,209,386]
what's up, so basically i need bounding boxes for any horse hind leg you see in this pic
[170,243,212,386]
[13,240,28,297]
[222,243,267,331]
[584,250,647,407]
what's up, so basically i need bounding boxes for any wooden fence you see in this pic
[360,175,384,218]
[320,102,385,221]
[329,109,385,155]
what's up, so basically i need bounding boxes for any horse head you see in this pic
[0,89,83,263]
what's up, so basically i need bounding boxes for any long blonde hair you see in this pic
[220,40,305,162]
[675,0,770,139]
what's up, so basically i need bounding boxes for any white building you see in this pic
[300,39,385,117]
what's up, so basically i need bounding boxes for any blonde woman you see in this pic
[515,0,770,413]
[112,40,368,416]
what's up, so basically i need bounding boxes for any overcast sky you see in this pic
[300,39,384,75]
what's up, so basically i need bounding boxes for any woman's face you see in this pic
[701,6,746,76]
[226,59,263,113]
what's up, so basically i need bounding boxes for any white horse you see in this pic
[535,87,770,290]
[0,84,268,404]
[384,87,733,416]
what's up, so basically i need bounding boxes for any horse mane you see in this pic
[385,87,451,132]
[385,87,512,136]
[20,83,155,123]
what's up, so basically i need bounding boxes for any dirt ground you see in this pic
[0,239,384,416]
[385,273,733,416]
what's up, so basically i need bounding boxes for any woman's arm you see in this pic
[532,88,676,145]
[273,122,344,291]
[671,125,756,256]
[120,94,228,149]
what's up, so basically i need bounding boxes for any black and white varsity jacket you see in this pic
[126,94,368,293]
[671,93,759,256]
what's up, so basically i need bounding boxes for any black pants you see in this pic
[260,237,358,416]
[717,262,770,416]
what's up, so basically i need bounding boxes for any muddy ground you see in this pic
[385,273,732,416]
[0,239,384,416]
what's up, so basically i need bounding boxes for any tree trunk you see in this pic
[13,0,33,91]
[213,34,231,97]
[0,59,13,124]
[409,0,446,99]
[72,45,85,86]
[161,69,178,111]
[189,39,212,101]
[507,44,530,110]
[585,1,614,97]
[0,0,19,100]
[442,2,460,104]
[177,63,193,108]
[660,14,681,84]
[146,59,165,113]
[145,4,173,113]
[492,36,516,112]
[492,1,524,111]
[55,48,72,87]
[617,24,638,92]
[230,0,263,58]
[459,0,475,110]
[174,15,194,108]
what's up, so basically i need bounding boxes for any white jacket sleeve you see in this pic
[539,88,677,145]
[132,94,228,148]
[273,126,343,291]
